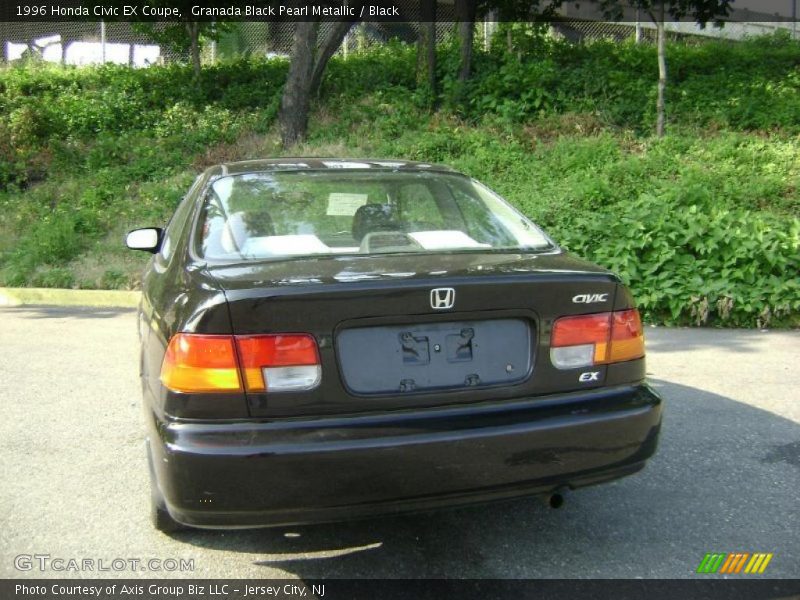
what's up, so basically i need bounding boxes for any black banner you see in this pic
[1,0,798,23]
[5,579,800,600]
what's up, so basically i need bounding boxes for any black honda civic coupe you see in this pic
[126,158,662,532]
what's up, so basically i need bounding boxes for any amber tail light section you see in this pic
[160,334,242,393]
[160,333,320,393]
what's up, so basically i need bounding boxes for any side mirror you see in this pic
[125,228,163,253]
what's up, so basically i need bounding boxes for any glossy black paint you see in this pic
[147,383,661,528]
[134,159,663,528]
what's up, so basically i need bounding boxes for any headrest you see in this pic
[352,204,399,242]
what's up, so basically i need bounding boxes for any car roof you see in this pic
[203,158,460,177]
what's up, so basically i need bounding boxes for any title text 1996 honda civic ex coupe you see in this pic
[126,158,662,532]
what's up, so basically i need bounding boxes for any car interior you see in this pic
[198,173,520,260]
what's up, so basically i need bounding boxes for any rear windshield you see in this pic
[196,170,553,261]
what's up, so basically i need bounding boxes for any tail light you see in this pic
[235,334,321,392]
[551,309,644,369]
[608,309,646,363]
[160,333,320,393]
[160,334,242,393]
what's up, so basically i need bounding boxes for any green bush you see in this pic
[29,266,76,289]
[0,35,798,329]
[3,214,88,285]
[555,196,800,327]
[442,32,800,132]
[100,269,128,289]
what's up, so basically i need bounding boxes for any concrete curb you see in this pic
[0,287,140,308]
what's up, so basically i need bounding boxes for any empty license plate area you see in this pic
[336,319,533,395]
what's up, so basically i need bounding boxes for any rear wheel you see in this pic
[151,494,184,534]
[146,442,186,534]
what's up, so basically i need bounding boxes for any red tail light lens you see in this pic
[160,333,321,393]
[551,313,611,368]
[551,309,644,369]
[235,334,321,392]
[160,334,242,393]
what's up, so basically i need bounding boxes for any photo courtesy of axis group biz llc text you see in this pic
[15,583,327,597]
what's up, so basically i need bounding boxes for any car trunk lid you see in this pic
[207,251,620,417]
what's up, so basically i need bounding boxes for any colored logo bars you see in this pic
[697,552,774,574]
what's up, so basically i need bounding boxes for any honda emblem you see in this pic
[430,288,455,310]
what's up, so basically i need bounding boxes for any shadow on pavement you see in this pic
[2,305,135,319]
[174,379,800,578]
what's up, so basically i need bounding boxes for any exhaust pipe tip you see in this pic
[540,487,568,509]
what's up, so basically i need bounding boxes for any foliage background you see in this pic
[0,31,798,327]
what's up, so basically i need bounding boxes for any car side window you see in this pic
[159,223,174,261]
[160,176,204,261]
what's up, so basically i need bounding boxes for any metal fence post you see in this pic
[100,20,106,63]
[343,0,349,58]
[635,8,642,43]
[210,19,216,64]
[484,13,497,50]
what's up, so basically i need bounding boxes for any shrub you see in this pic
[0,36,798,330]
[30,266,76,288]
[555,196,800,327]
[3,214,87,285]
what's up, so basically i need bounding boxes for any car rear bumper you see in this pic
[148,383,662,528]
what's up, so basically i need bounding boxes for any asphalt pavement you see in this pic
[1,306,798,579]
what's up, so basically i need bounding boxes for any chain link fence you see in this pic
[557,19,798,43]
[0,21,461,66]
[0,18,796,67]
[0,21,283,66]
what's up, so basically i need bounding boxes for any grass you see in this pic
[1,33,799,326]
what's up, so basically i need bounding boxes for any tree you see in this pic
[279,15,361,148]
[455,0,479,83]
[416,2,438,102]
[133,2,232,79]
[455,0,564,81]
[599,0,732,136]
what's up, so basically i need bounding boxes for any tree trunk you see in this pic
[416,0,437,98]
[279,21,318,148]
[425,19,437,96]
[457,22,474,82]
[0,23,6,64]
[416,29,426,84]
[279,11,360,148]
[655,7,667,137]
[455,0,477,82]
[187,22,201,80]
[309,19,358,98]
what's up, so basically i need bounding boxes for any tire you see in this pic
[151,493,185,534]
[146,441,186,534]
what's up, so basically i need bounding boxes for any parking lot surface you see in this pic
[1,306,798,578]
